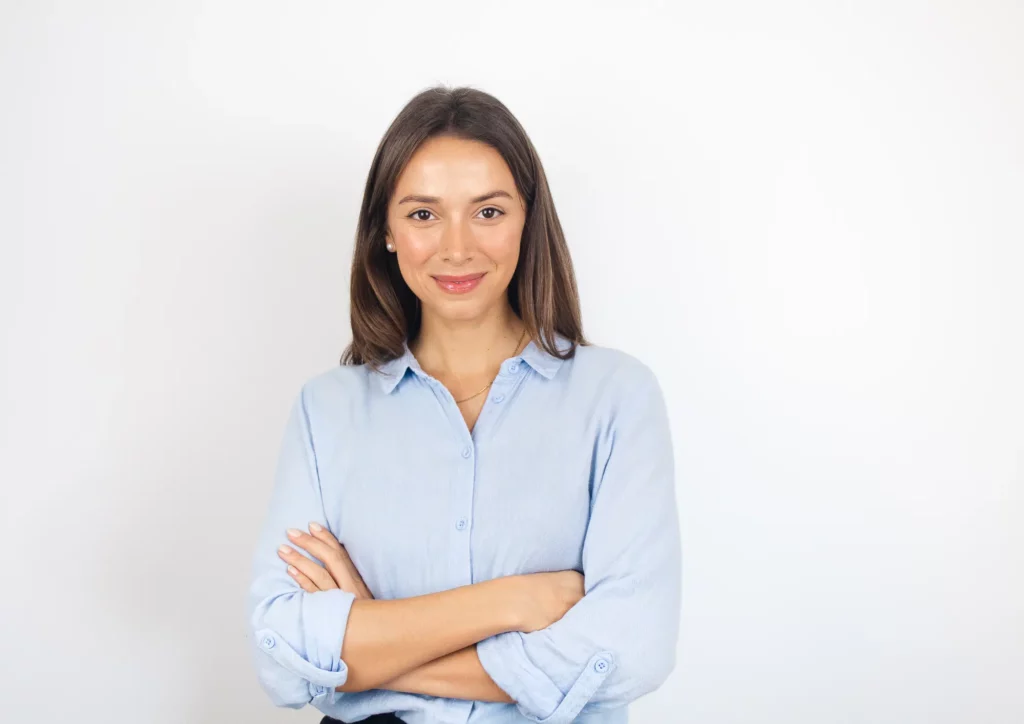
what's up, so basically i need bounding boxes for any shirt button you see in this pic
[262,636,276,650]
[594,658,609,673]
[456,518,467,531]
[492,394,505,403]
[508,363,519,374]
[460,446,472,459]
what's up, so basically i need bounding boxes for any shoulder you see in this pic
[564,342,672,438]
[291,362,376,418]
[566,341,662,395]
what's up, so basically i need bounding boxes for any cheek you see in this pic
[394,229,437,267]
[479,227,522,269]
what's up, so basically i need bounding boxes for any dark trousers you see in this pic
[320,715,404,724]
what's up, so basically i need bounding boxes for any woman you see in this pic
[246,86,681,724]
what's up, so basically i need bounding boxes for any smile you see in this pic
[432,273,486,294]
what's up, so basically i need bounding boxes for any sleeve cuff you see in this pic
[253,587,356,697]
[476,632,615,724]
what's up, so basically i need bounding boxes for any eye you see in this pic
[407,207,505,222]
[478,206,505,220]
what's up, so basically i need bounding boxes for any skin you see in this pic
[274,135,585,701]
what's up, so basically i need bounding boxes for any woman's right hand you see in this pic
[515,570,585,633]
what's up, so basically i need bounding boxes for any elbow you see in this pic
[248,599,317,709]
[254,664,315,710]
[247,598,292,707]
[625,641,677,701]
[249,630,317,709]
[647,642,677,694]
[601,639,676,707]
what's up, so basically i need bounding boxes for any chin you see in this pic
[426,296,494,322]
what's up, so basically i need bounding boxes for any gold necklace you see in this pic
[453,327,527,404]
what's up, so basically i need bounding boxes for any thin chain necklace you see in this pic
[452,326,528,405]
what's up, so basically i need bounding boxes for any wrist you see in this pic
[487,575,526,633]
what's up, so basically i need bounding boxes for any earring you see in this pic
[386,241,395,252]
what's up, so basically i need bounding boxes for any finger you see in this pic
[277,544,337,591]
[287,564,318,593]
[279,546,336,590]
[308,521,342,551]
[337,545,374,599]
[286,527,338,563]
[336,544,359,574]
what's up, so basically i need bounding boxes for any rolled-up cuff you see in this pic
[476,631,615,724]
[253,587,357,702]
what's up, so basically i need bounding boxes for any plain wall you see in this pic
[1,2,1021,722]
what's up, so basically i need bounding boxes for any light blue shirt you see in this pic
[246,333,681,724]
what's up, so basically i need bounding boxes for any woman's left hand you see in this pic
[277,523,374,599]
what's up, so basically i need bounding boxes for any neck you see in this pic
[412,303,526,380]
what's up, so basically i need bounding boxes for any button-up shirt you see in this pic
[246,333,681,723]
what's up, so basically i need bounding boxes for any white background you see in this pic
[1,2,1021,722]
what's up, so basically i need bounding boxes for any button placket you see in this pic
[449,421,474,583]
[456,441,473,534]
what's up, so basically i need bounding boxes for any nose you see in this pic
[440,217,473,264]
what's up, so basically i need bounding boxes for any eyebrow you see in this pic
[396,190,514,205]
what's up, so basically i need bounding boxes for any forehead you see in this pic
[394,136,516,200]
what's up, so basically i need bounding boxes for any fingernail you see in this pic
[278,545,290,555]
[287,565,298,576]
[287,528,302,538]
[309,522,323,533]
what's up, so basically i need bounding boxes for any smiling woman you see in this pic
[245,86,681,724]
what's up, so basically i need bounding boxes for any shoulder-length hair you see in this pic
[341,85,587,370]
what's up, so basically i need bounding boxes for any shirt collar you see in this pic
[374,332,571,395]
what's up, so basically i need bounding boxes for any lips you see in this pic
[432,272,486,294]
[433,273,485,282]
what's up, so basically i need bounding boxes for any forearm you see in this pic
[377,645,514,703]
[337,576,523,692]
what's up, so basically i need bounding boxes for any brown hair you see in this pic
[340,85,588,370]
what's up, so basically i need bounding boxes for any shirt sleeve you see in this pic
[246,383,358,708]
[475,362,682,723]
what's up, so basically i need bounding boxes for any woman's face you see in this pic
[385,135,527,324]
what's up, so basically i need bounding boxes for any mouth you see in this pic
[432,272,486,294]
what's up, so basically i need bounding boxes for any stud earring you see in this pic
[386,241,395,252]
